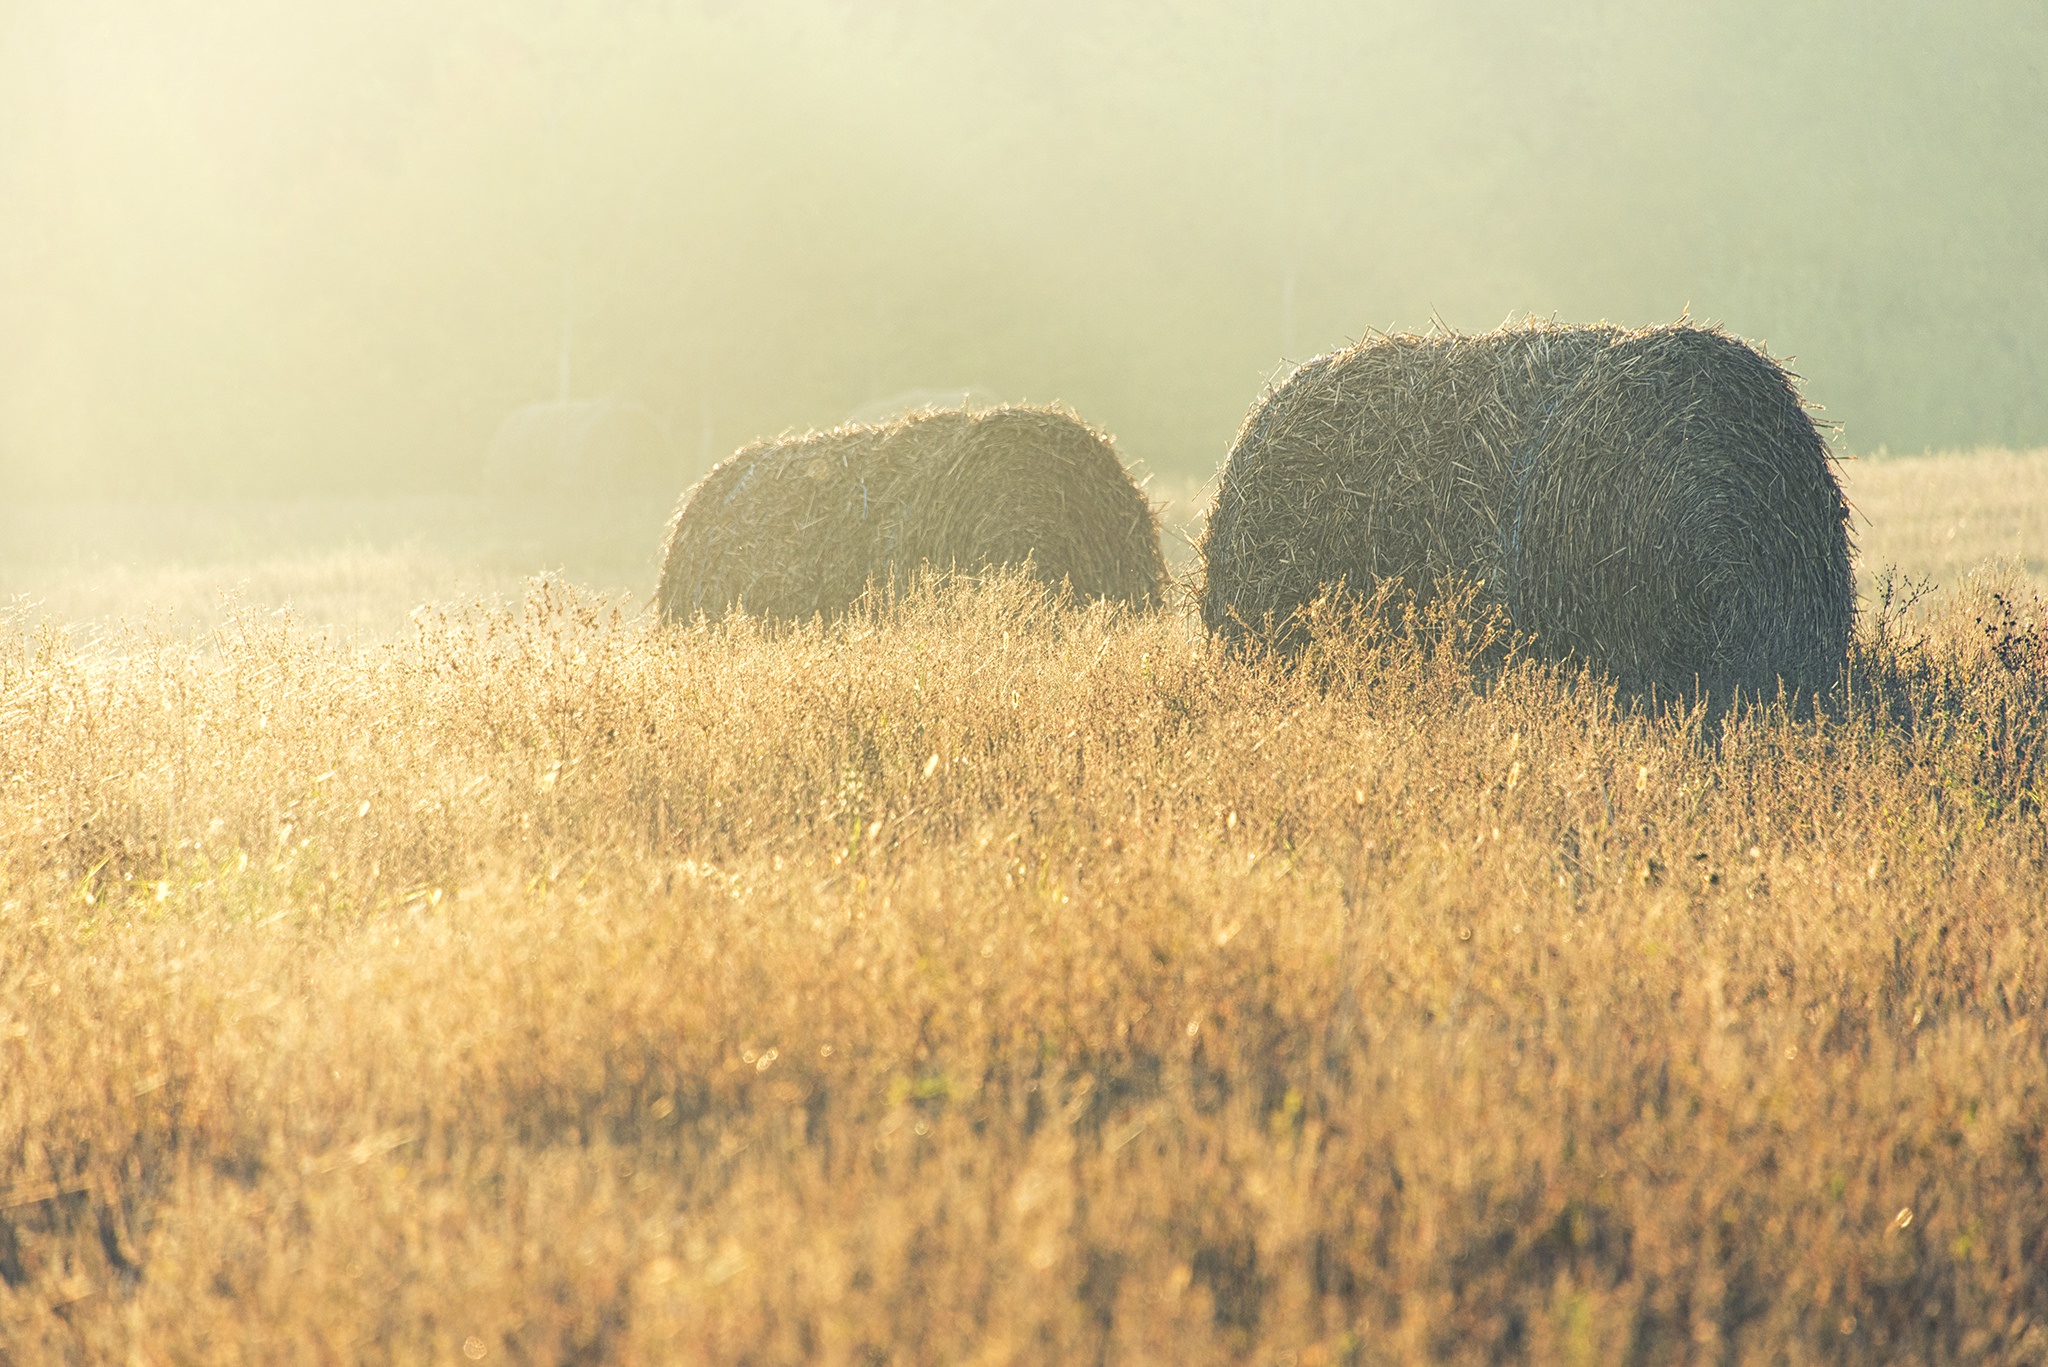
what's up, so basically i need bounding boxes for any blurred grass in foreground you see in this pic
[2,568,2045,1363]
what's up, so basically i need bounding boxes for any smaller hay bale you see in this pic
[656,405,1166,623]
[1199,320,1854,700]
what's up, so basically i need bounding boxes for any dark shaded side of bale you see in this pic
[1513,326,1854,698]
[1199,322,1854,700]
[656,405,1166,623]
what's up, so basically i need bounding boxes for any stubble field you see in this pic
[2,449,2047,1364]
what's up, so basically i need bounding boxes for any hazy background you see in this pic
[2,0,2045,625]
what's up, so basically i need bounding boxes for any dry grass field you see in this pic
[1844,448,2048,597]
[2,449,2046,1363]
[0,496,670,640]
[2,447,2039,642]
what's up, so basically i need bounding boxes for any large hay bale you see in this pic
[1199,321,1855,699]
[656,404,1166,622]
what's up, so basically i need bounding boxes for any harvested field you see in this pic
[1844,446,2048,596]
[656,405,1165,622]
[3,570,2046,1363]
[1200,322,1854,701]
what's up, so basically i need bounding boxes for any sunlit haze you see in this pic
[4,0,2044,503]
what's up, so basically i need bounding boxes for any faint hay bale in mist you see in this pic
[655,405,1167,623]
[1198,320,1856,700]
[486,399,673,495]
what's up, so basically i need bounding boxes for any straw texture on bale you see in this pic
[1199,321,1855,700]
[657,405,1166,622]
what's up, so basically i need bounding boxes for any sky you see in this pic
[2,0,2044,498]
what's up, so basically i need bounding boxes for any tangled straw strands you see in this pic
[656,405,1166,624]
[1199,320,1855,701]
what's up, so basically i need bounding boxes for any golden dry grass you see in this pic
[3,565,2046,1364]
[1843,447,2048,596]
[0,496,669,639]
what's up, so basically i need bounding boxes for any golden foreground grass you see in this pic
[3,569,2047,1365]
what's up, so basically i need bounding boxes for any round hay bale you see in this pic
[656,404,1166,622]
[1199,321,1854,699]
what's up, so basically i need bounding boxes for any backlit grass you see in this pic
[3,573,2045,1363]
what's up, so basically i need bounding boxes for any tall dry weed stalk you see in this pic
[2,572,2045,1364]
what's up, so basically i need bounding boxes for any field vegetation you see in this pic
[3,446,2042,645]
[3,552,2047,1362]
[1845,449,2048,596]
